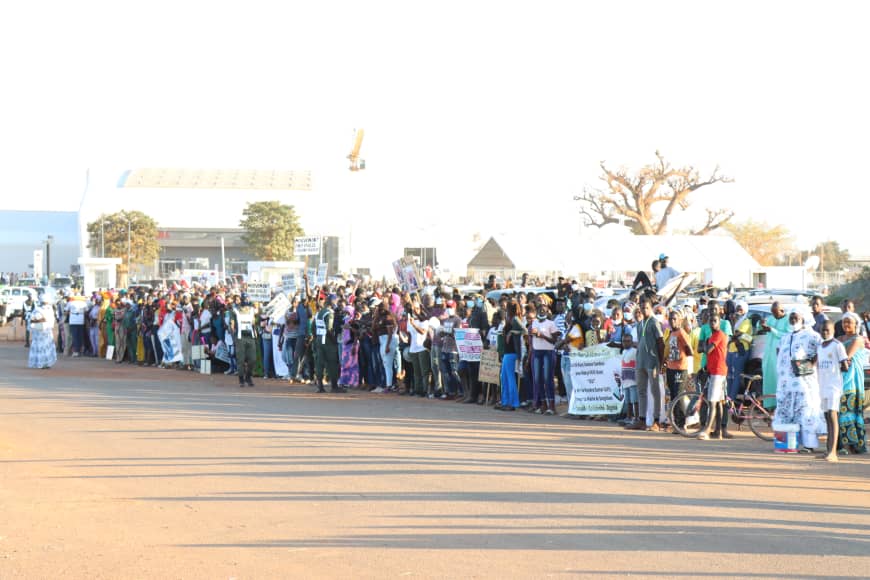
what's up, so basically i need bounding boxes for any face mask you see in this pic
[583,302,592,312]
[446,308,455,316]
[655,314,665,324]
[537,313,547,321]
[466,301,474,309]
[475,299,483,308]
[789,322,802,332]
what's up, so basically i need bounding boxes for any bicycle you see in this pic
[668,373,776,440]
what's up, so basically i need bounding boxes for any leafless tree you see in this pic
[574,151,734,235]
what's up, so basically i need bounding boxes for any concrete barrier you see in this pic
[0,323,24,342]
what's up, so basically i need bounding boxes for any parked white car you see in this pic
[0,286,39,320]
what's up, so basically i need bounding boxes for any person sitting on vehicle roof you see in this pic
[632,260,659,292]
[655,254,681,291]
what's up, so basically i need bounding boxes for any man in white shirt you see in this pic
[407,303,432,397]
[65,296,88,357]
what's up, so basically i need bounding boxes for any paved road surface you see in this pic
[1,343,868,579]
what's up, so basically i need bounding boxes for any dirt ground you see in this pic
[1,342,868,579]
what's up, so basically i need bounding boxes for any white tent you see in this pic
[469,231,759,287]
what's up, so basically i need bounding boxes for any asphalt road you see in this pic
[1,343,868,579]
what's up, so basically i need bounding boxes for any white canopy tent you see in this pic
[468,231,760,287]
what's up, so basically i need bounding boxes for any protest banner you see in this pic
[455,328,483,362]
[478,348,501,385]
[282,272,298,296]
[214,341,231,363]
[307,267,317,284]
[246,282,271,303]
[157,316,183,364]
[294,236,322,256]
[262,293,290,319]
[392,260,405,288]
[400,256,421,292]
[316,263,328,286]
[567,345,623,415]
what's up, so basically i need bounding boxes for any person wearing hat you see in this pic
[722,300,753,433]
[313,293,343,393]
[229,294,259,387]
[655,254,680,291]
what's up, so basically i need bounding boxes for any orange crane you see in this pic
[348,129,365,171]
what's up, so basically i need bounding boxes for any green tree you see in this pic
[724,220,794,266]
[808,240,850,271]
[574,151,734,235]
[239,201,305,261]
[86,210,159,273]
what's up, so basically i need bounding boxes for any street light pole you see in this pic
[220,235,226,283]
[101,219,105,257]
[45,235,53,282]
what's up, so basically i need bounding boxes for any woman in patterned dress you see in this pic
[28,296,58,369]
[773,308,824,452]
[837,312,867,455]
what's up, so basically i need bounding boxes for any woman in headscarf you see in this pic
[339,305,360,387]
[102,297,116,356]
[837,312,867,455]
[28,295,57,369]
[726,300,753,401]
[98,292,111,357]
[773,308,824,452]
[760,302,790,408]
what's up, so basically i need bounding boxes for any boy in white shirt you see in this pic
[619,332,639,426]
[817,320,848,462]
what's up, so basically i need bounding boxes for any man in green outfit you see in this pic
[230,292,258,387]
[314,293,344,393]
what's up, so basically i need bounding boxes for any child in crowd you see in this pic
[817,320,848,462]
[619,332,639,426]
[585,311,607,348]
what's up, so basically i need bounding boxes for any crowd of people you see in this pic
[20,261,869,459]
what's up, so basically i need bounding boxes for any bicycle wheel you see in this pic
[668,390,709,437]
[748,395,776,441]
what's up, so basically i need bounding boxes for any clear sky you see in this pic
[2,1,869,273]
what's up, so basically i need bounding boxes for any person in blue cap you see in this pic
[655,253,681,290]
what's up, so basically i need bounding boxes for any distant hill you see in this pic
[831,271,870,314]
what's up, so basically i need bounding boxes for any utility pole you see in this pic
[220,236,226,283]
[101,219,105,257]
[127,218,132,281]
